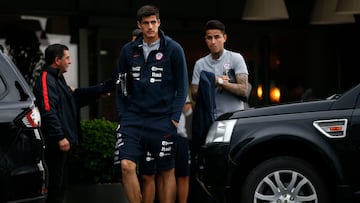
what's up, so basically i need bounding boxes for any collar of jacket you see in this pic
[42,65,61,77]
[131,29,170,51]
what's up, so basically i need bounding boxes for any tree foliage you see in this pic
[4,23,44,87]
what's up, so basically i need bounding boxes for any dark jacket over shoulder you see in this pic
[191,71,216,155]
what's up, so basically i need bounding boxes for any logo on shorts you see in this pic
[115,132,124,148]
[159,152,171,157]
[145,152,154,162]
[163,134,171,139]
[159,139,173,157]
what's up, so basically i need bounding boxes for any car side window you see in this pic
[0,75,6,100]
[0,72,28,102]
[15,81,29,101]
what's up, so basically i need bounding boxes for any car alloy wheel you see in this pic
[240,156,328,203]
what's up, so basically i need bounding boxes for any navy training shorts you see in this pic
[174,136,190,177]
[114,112,177,174]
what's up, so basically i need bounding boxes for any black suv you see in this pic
[0,51,47,202]
[197,83,360,203]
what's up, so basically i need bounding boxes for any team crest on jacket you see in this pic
[155,52,163,60]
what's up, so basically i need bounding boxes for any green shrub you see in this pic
[70,118,117,184]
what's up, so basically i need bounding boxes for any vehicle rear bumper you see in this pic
[7,195,46,203]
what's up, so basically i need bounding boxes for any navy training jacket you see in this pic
[116,29,188,122]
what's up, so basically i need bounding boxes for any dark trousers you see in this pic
[45,143,69,203]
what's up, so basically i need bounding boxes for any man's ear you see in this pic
[55,57,61,65]
[137,21,141,29]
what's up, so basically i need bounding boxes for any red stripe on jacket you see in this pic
[42,71,50,111]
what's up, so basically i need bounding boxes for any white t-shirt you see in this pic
[142,39,160,61]
[177,96,192,138]
[192,49,248,118]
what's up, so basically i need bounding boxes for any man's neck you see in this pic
[211,49,224,60]
[144,35,160,46]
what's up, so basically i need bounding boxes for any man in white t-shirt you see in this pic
[191,19,249,119]
[174,95,192,203]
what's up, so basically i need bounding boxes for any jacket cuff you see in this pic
[55,134,66,142]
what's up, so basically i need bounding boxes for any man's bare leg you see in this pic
[176,176,189,203]
[121,159,142,203]
[157,168,176,203]
[141,174,156,203]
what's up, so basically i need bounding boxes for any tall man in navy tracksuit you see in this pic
[33,43,113,203]
[113,5,188,203]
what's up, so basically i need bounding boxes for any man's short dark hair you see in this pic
[205,20,226,34]
[136,5,160,22]
[44,44,69,66]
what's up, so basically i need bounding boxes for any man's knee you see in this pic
[121,159,136,175]
[141,174,155,185]
[158,168,175,179]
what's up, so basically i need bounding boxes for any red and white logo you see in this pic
[155,52,163,60]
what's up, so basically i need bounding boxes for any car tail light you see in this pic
[21,106,41,128]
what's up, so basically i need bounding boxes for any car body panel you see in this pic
[0,51,47,203]
[198,83,360,202]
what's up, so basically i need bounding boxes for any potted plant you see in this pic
[70,117,117,183]
[65,118,128,203]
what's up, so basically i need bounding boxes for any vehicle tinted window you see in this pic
[0,76,6,100]
[0,72,29,102]
[15,81,29,101]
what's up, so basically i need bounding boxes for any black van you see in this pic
[0,50,47,202]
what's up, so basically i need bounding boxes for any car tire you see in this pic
[239,156,329,203]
